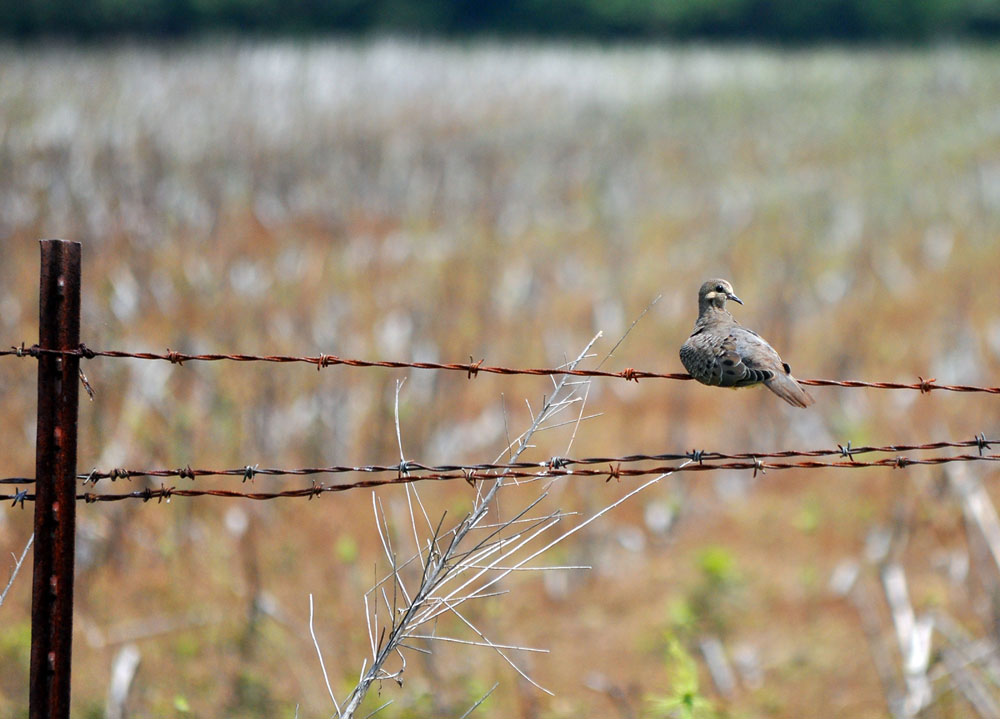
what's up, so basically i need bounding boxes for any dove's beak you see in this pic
[726,292,743,305]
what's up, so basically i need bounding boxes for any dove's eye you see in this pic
[716,284,726,292]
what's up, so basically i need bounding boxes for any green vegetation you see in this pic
[647,638,716,719]
[688,546,744,636]
[3,0,1000,41]
[0,621,30,667]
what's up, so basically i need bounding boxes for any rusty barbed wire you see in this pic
[0,436,994,487]
[4,343,1000,394]
[2,451,998,505]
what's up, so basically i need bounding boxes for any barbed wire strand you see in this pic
[4,343,1000,394]
[2,452,998,504]
[0,437,994,487]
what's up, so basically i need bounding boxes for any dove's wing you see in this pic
[680,326,775,387]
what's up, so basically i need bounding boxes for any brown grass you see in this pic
[1,39,1000,718]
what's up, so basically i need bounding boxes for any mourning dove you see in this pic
[679,279,814,408]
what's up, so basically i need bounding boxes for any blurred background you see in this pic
[2,4,1000,718]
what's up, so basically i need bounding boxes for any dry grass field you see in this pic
[1,39,1000,718]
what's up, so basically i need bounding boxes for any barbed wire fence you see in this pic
[4,240,999,719]
[1,444,999,503]
[5,342,1000,394]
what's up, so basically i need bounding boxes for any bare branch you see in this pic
[309,593,341,717]
[0,532,33,609]
[458,682,499,719]
[337,334,605,717]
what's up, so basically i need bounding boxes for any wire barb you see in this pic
[78,366,95,400]
[317,353,335,370]
[546,456,568,470]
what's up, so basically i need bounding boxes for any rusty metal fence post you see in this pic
[29,240,82,719]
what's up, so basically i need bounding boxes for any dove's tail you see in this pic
[764,371,815,408]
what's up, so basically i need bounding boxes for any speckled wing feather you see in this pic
[680,317,814,408]
[680,326,774,387]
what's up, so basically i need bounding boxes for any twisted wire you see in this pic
[3,451,997,505]
[0,436,993,487]
[3,343,999,394]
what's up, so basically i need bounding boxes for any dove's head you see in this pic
[698,279,743,311]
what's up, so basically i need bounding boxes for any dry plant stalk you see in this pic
[309,332,688,718]
[0,533,34,609]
